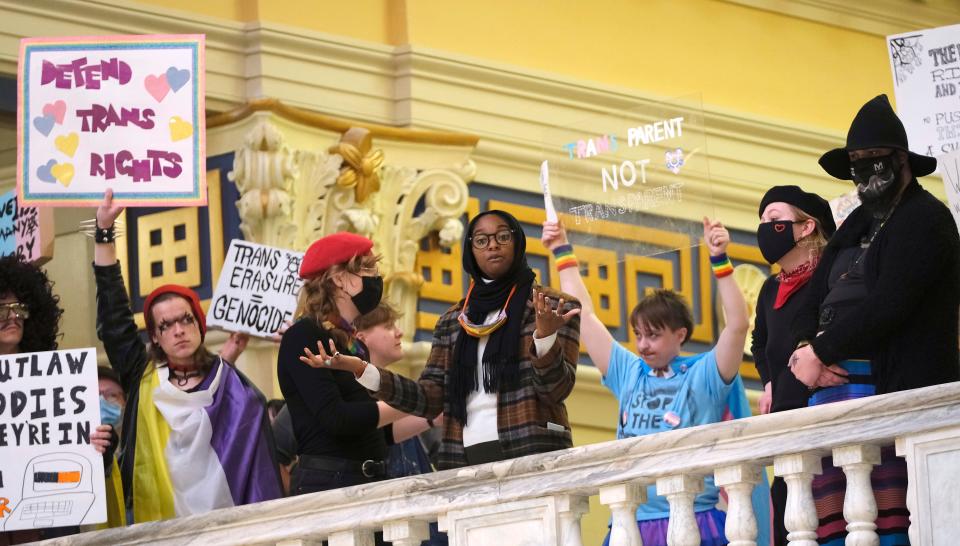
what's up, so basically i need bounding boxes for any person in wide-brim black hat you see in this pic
[788,94,960,546]
[818,94,936,180]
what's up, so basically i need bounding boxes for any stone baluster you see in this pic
[657,474,703,546]
[383,520,431,546]
[599,483,646,546]
[774,453,822,546]
[328,529,375,546]
[556,494,590,546]
[833,444,881,546]
[714,464,762,546]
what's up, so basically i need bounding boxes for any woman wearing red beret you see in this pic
[278,231,432,494]
[303,211,582,469]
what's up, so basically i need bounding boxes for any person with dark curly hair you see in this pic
[0,256,114,545]
[0,254,63,354]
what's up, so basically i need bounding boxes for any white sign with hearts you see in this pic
[17,34,206,207]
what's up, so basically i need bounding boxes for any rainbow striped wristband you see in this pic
[710,253,734,278]
[552,244,579,271]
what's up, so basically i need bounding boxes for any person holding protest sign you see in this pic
[90,189,282,523]
[788,95,960,545]
[0,256,114,544]
[304,211,581,470]
[750,185,836,545]
[542,217,769,546]
[277,231,403,494]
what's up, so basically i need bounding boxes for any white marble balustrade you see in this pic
[38,382,960,546]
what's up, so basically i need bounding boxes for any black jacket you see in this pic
[94,262,278,514]
[794,181,960,393]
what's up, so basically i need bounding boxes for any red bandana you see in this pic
[773,259,818,309]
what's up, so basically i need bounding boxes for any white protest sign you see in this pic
[888,24,960,159]
[938,150,960,233]
[207,240,304,339]
[0,348,106,531]
[17,34,206,207]
[828,189,862,229]
[539,161,558,222]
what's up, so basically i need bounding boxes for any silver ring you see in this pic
[324,358,332,367]
[332,351,341,358]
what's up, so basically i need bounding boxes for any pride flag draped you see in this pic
[131,358,281,522]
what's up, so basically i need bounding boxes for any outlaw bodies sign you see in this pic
[17,34,206,207]
[207,240,304,339]
[0,348,106,530]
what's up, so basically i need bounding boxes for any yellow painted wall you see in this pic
[402,0,892,132]
[139,0,895,131]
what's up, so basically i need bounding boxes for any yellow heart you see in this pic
[50,162,74,187]
[55,132,79,157]
[169,116,193,142]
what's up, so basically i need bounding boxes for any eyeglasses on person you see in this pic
[469,229,515,249]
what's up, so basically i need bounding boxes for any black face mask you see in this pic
[351,276,383,315]
[851,154,902,214]
[757,220,797,264]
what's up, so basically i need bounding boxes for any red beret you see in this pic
[143,284,206,340]
[300,232,374,279]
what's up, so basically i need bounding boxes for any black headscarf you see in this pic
[448,210,536,425]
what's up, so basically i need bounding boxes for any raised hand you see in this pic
[533,288,581,338]
[219,331,250,364]
[541,220,569,251]
[702,216,730,257]
[91,424,114,455]
[97,188,125,230]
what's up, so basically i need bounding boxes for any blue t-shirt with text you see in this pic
[602,342,734,520]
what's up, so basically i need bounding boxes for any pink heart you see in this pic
[144,74,170,102]
[42,100,66,124]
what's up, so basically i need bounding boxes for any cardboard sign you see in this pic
[888,24,960,159]
[0,189,55,265]
[0,348,107,531]
[17,34,206,207]
[939,150,960,233]
[207,240,304,339]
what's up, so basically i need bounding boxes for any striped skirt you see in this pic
[808,360,910,545]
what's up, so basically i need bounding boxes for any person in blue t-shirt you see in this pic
[543,217,765,546]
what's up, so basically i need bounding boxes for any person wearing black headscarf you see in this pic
[308,210,582,469]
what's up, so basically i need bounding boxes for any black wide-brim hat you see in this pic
[819,94,937,180]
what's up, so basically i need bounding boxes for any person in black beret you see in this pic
[750,185,836,545]
[788,94,960,545]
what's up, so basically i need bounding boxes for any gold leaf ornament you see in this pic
[329,127,384,203]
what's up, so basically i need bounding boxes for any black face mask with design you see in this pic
[851,154,903,215]
[757,220,797,264]
[351,275,383,315]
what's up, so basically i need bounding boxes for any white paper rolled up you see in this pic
[540,160,558,222]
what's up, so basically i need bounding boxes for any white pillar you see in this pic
[383,520,431,546]
[599,483,646,546]
[656,474,703,546]
[556,494,590,546]
[714,464,762,546]
[774,453,822,546]
[833,444,880,546]
[328,529,375,546]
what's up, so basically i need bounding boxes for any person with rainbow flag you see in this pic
[91,189,282,523]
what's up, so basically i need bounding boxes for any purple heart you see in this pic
[33,114,55,137]
[165,67,190,93]
[36,159,57,183]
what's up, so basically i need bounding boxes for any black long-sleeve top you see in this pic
[751,276,815,412]
[277,317,390,460]
[792,181,960,393]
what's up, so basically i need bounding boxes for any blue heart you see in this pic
[166,67,191,92]
[33,114,55,137]
[36,159,57,183]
